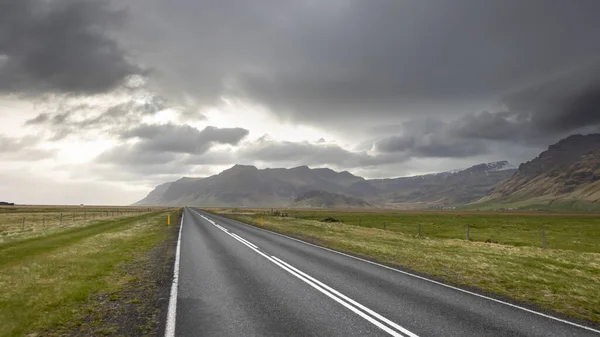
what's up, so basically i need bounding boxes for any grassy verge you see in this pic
[215,210,600,324]
[465,198,600,212]
[0,206,165,244]
[215,208,600,253]
[0,209,180,337]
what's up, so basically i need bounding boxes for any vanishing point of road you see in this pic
[165,207,600,337]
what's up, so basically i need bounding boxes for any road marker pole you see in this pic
[168,215,171,225]
[542,227,547,249]
[22,217,25,231]
[466,224,470,241]
[260,217,264,227]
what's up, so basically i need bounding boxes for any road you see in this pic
[167,207,600,336]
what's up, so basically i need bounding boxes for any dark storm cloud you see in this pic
[501,65,600,134]
[120,124,249,154]
[450,111,522,141]
[95,124,249,176]
[0,0,141,95]
[442,64,600,147]
[237,140,403,167]
[373,119,488,158]
[127,0,600,126]
[98,124,248,168]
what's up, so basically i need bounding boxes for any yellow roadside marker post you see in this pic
[260,217,264,227]
[168,215,171,225]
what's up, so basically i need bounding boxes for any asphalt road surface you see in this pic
[167,207,600,336]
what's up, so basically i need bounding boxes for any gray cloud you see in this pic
[98,145,178,166]
[0,0,141,95]
[5,0,600,201]
[96,134,408,179]
[126,0,600,128]
[120,124,249,154]
[373,119,489,158]
[0,134,54,161]
[237,139,403,168]
[23,79,177,140]
[450,111,522,141]
[0,135,38,153]
[441,64,600,147]
[502,65,600,134]
[96,124,249,175]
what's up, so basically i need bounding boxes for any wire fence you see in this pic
[0,208,156,241]
[224,209,600,253]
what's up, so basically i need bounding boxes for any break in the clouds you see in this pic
[24,77,171,141]
[2,0,600,204]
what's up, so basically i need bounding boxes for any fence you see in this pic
[0,208,153,239]
[229,209,597,252]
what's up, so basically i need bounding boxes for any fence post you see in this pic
[466,224,470,241]
[542,227,547,249]
[60,213,63,225]
[42,215,45,227]
[419,224,422,237]
[22,217,25,231]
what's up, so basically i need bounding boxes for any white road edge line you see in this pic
[199,209,600,334]
[165,210,184,337]
[193,209,415,337]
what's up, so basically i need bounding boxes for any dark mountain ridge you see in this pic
[135,161,515,208]
[477,134,600,210]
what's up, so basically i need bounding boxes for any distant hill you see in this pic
[135,165,364,207]
[355,161,516,208]
[475,134,600,211]
[133,182,174,206]
[290,190,372,208]
[135,161,515,208]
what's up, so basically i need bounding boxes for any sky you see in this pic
[1,0,600,205]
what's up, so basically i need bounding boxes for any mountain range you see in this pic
[135,134,600,210]
[135,160,516,209]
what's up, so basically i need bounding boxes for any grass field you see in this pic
[214,208,600,323]
[465,198,600,212]
[0,205,165,244]
[0,206,180,337]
